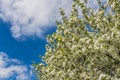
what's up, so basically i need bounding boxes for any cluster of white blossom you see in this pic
[34,0,120,80]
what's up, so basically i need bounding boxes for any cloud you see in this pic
[0,0,72,39]
[0,0,107,39]
[0,52,34,80]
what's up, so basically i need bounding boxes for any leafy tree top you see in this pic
[34,0,120,80]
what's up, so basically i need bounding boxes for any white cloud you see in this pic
[0,0,107,39]
[0,0,73,39]
[0,52,34,80]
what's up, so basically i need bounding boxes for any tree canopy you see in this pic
[34,0,120,80]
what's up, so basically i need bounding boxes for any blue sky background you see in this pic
[0,19,56,65]
[0,19,56,80]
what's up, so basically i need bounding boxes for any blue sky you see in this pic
[0,18,56,80]
[0,19,56,80]
[0,0,106,80]
[0,18,56,79]
[0,19,56,64]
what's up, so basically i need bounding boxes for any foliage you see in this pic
[34,0,120,80]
